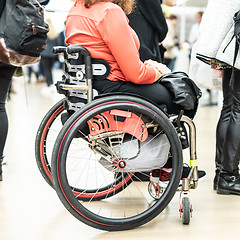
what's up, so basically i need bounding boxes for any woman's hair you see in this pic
[75,0,135,14]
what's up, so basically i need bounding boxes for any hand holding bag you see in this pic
[158,71,202,110]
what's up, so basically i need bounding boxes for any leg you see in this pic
[27,66,33,83]
[93,79,182,115]
[215,68,233,171]
[40,57,55,86]
[0,63,17,180]
[222,68,240,173]
[217,68,240,195]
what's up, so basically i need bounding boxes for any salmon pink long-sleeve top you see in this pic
[65,2,156,84]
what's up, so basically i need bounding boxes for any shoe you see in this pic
[149,169,161,183]
[150,165,206,188]
[150,168,172,188]
[217,172,240,195]
[1,157,7,165]
[149,169,171,187]
[181,164,206,180]
[159,168,172,187]
[213,169,220,190]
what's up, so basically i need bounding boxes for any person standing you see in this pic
[162,14,179,71]
[127,0,168,63]
[195,0,240,195]
[40,18,58,95]
[188,11,203,49]
[0,0,50,181]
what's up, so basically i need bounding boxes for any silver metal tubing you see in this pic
[87,79,93,103]
[59,83,89,91]
[88,131,124,142]
[180,116,197,161]
[182,178,190,191]
[180,115,198,189]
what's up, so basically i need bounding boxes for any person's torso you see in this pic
[65,2,140,81]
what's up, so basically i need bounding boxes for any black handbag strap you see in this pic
[233,39,239,68]
[229,10,240,88]
[0,0,6,17]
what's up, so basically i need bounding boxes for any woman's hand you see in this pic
[144,60,171,82]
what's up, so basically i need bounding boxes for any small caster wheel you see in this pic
[181,196,191,224]
[148,182,164,200]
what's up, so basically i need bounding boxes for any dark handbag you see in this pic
[158,71,202,110]
[226,10,240,87]
[0,0,49,66]
[232,10,240,67]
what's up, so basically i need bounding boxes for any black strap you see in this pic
[233,39,239,68]
[69,56,111,80]
[0,0,6,17]
[229,39,239,88]
[230,10,240,88]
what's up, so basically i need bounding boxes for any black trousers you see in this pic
[215,68,240,173]
[93,79,182,115]
[40,57,56,86]
[0,62,17,158]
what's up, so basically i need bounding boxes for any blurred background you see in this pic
[4,1,240,240]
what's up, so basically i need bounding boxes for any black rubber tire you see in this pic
[51,95,183,231]
[182,197,191,225]
[35,98,66,187]
[35,97,132,199]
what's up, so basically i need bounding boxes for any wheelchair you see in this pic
[35,45,199,231]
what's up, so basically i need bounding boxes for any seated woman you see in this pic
[65,0,205,189]
[65,0,182,115]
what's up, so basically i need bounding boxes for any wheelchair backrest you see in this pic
[53,46,110,111]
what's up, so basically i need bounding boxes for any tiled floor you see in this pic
[0,72,239,240]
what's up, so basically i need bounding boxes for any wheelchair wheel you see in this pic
[35,98,66,187]
[35,97,132,196]
[51,95,183,231]
[35,97,134,195]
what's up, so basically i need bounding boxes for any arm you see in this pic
[97,6,157,84]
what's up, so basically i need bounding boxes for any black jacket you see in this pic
[128,0,168,63]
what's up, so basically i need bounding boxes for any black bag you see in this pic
[234,10,240,45]
[226,10,240,87]
[158,71,202,110]
[0,0,49,66]
[232,10,240,67]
